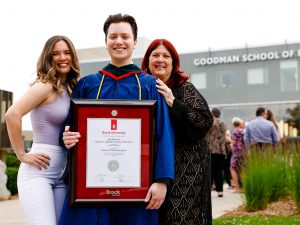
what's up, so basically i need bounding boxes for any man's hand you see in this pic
[145,182,167,210]
[62,126,81,149]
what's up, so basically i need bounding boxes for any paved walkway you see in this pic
[211,184,244,218]
[0,185,243,225]
[0,197,27,225]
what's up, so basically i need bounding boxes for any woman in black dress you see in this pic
[142,39,213,225]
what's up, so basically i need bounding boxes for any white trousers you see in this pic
[17,143,67,225]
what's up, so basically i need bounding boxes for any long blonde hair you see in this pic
[267,109,279,130]
[35,35,80,95]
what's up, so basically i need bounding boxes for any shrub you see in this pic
[6,152,20,167]
[242,149,270,211]
[242,146,289,211]
[289,146,300,210]
[5,152,20,195]
[6,167,18,195]
[267,149,289,202]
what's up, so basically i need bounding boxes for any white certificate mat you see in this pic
[86,118,141,187]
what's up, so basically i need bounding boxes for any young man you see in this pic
[59,13,174,225]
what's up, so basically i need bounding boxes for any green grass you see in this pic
[213,215,300,225]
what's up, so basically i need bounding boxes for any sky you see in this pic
[1,0,300,130]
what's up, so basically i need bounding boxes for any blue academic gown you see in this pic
[59,64,174,225]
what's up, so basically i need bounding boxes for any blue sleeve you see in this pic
[154,87,175,181]
[72,78,86,99]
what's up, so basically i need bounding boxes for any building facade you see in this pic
[0,89,13,160]
[78,41,300,136]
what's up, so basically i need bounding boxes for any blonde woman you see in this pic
[5,35,80,225]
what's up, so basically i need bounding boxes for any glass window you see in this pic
[247,68,269,85]
[217,71,236,88]
[280,60,298,92]
[190,72,206,89]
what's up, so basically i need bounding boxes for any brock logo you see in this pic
[106,190,120,196]
[111,119,117,130]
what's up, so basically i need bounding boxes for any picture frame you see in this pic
[68,99,156,207]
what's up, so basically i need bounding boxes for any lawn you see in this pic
[213,215,300,225]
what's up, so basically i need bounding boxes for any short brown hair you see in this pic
[103,13,138,41]
[211,107,221,118]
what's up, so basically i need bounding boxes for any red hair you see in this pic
[141,39,189,88]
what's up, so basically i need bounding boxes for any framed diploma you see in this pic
[69,99,156,207]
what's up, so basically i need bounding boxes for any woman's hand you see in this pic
[145,182,167,210]
[62,126,81,149]
[156,79,175,107]
[19,152,50,170]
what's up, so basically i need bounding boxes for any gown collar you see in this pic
[96,63,143,100]
[99,63,143,80]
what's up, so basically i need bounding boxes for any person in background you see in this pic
[206,107,227,198]
[266,109,283,145]
[244,107,279,149]
[59,14,174,225]
[230,117,245,193]
[224,130,233,189]
[5,35,80,225]
[141,38,213,225]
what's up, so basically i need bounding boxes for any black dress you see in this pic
[159,82,213,225]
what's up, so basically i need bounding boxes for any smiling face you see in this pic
[52,40,72,82]
[106,22,137,67]
[148,44,173,83]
